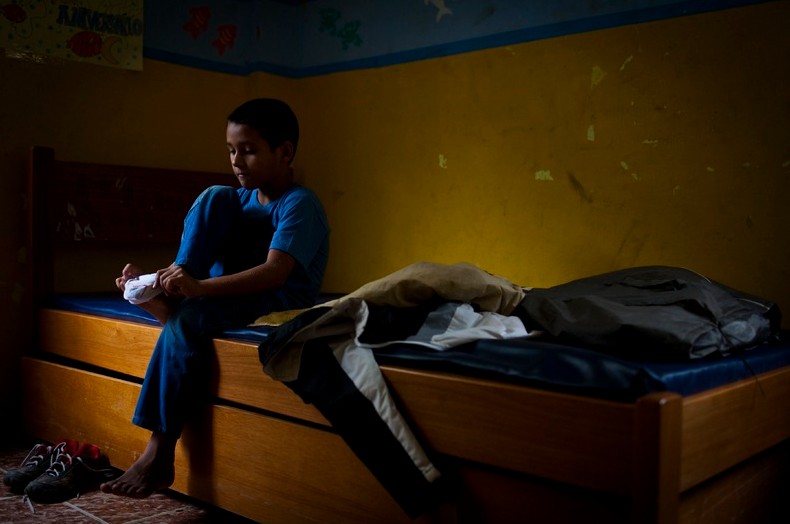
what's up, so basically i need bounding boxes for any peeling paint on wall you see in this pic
[586,125,595,142]
[438,154,448,168]
[620,161,638,180]
[590,65,607,88]
[534,170,553,181]
[619,55,634,71]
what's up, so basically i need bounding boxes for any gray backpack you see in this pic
[514,266,781,360]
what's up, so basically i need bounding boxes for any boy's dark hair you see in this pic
[227,98,299,160]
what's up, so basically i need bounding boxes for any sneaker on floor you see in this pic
[2,442,54,494]
[24,441,119,504]
[123,273,163,305]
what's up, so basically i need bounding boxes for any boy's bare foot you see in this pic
[135,295,176,324]
[101,433,176,498]
[117,265,175,324]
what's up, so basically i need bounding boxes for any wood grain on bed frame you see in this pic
[23,146,790,523]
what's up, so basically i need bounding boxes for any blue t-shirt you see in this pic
[237,185,329,309]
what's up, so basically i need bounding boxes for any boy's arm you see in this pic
[157,249,296,298]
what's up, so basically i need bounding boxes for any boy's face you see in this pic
[226,122,291,195]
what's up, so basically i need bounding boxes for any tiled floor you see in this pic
[0,439,255,523]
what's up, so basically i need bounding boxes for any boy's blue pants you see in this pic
[132,186,279,437]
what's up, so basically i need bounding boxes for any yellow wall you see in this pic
[297,2,789,299]
[0,2,788,423]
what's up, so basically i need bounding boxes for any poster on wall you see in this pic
[1,0,143,70]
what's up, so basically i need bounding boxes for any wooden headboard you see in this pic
[26,146,237,301]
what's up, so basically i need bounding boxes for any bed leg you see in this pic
[631,392,683,524]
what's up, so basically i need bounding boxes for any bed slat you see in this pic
[37,308,329,425]
[381,366,635,494]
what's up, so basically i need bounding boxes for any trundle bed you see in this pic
[22,146,790,523]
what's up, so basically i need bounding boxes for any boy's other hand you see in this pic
[157,264,202,298]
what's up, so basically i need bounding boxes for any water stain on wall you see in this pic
[567,171,593,203]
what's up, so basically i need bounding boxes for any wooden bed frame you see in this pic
[22,146,790,523]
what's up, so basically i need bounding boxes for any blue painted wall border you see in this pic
[144,0,777,78]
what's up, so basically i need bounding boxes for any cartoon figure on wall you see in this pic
[183,5,211,39]
[66,30,125,65]
[319,8,362,50]
[182,5,237,58]
[1,0,143,70]
[425,0,453,22]
[1,1,46,39]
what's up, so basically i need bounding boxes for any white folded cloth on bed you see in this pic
[123,273,163,305]
[359,302,529,351]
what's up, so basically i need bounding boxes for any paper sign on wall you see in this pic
[1,1,143,70]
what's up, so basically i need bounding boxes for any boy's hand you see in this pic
[157,264,202,297]
[116,263,144,292]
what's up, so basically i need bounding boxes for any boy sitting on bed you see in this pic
[100,98,330,498]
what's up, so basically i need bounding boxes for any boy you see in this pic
[101,98,329,498]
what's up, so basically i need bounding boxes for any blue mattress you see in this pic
[48,293,280,341]
[47,293,790,401]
